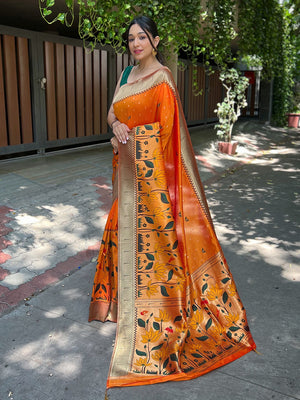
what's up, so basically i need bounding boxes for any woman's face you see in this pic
[128,23,159,62]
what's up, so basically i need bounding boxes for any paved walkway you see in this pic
[0,120,299,400]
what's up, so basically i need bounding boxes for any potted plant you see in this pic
[287,110,300,128]
[286,82,300,128]
[214,68,250,154]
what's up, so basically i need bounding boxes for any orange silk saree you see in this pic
[89,67,256,389]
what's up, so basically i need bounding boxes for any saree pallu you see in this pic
[89,67,256,389]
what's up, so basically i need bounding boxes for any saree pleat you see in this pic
[89,199,118,323]
[89,67,256,389]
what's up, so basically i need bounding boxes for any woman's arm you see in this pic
[108,72,130,144]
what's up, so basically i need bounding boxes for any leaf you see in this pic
[136,349,147,357]
[223,291,228,304]
[229,326,240,332]
[145,216,154,224]
[145,170,153,178]
[151,343,163,351]
[160,192,169,204]
[43,9,52,16]
[57,13,65,23]
[192,304,197,312]
[174,315,182,323]
[160,286,169,297]
[165,221,174,230]
[101,284,107,293]
[172,240,178,250]
[167,269,174,281]
[145,262,153,270]
[163,357,169,370]
[202,283,208,293]
[170,353,178,362]
[196,336,209,341]
[144,124,153,130]
[191,353,203,358]
[205,318,212,330]
[153,322,160,331]
[221,277,230,284]
[144,160,154,168]
[138,318,146,328]
[146,253,155,261]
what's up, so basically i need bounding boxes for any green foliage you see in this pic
[38,0,237,68]
[39,0,299,127]
[238,0,299,126]
[214,68,249,142]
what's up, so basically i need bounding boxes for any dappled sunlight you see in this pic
[250,157,279,165]
[0,166,114,287]
[44,307,67,318]
[214,220,300,282]
[61,288,85,301]
[268,147,298,155]
[206,141,300,284]
[3,330,83,379]
[87,320,118,338]
[239,236,292,266]
[55,356,82,378]
[282,264,300,282]
[2,316,115,383]
[43,204,80,218]
[212,223,243,246]
[272,166,300,173]
[2,199,108,287]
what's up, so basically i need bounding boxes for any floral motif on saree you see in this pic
[89,67,256,389]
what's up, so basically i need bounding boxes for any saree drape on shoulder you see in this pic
[89,67,256,389]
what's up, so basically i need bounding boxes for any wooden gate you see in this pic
[0,25,112,157]
[0,34,34,150]
[43,42,108,144]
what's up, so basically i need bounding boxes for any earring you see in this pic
[152,48,157,57]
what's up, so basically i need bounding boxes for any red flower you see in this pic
[165,327,173,333]
[141,310,148,315]
[201,299,209,306]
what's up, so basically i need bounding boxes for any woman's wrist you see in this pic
[111,119,120,129]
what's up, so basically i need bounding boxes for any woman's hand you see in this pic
[112,121,130,144]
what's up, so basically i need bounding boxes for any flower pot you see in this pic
[218,141,238,155]
[287,113,300,128]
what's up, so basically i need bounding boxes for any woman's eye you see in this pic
[128,38,134,42]
[139,35,147,40]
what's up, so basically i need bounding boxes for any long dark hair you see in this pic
[123,16,164,65]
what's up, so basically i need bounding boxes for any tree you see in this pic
[214,68,249,142]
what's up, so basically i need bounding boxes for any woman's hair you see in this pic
[123,16,164,65]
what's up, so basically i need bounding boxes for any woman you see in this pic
[89,16,256,390]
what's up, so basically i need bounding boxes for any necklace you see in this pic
[135,61,161,76]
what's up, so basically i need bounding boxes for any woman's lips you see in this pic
[134,49,142,54]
